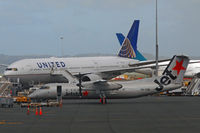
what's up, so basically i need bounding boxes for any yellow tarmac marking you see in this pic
[0,120,23,125]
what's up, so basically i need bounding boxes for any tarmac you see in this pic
[1,96,200,133]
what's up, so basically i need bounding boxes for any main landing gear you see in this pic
[99,94,107,104]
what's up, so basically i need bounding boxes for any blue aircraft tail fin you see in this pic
[117,20,146,61]
[116,33,125,46]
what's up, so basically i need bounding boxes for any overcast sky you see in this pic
[0,0,199,57]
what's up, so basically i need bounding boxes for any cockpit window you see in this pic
[5,68,18,71]
[40,86,50,89]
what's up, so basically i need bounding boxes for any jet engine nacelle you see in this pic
[81,74,102,82]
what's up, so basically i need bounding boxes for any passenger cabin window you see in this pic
[6,68,18,71]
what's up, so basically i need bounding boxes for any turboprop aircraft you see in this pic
[4,20,169,89]
[28,55,189,104]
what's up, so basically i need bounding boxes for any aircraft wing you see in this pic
[189,60,200,64]
[128,58,170,67]
[69,58,173,80]
[82,80,122,91]
[128,59,200,69]
[95,59,172,79]
[99,58,199,77]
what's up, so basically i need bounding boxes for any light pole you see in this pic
[60,36,64,57]
[155,0,159,76]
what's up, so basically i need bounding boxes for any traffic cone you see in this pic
[35,106,38,115]
[27,105,30,115]
[59,99,63,108]
[103,97,105,104]
[39,106,42,116]
[99,98,102,104]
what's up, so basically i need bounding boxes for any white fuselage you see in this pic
[4,56,139,86]
[28,79,182,99]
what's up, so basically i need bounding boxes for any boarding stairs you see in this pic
[0,77,12,96]
[50,68,77,84]
[0,81,12,96]
[186,73,200,96]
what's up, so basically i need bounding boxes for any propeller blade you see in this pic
[79,73,82,96]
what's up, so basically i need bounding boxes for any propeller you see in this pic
[76,72,91,97]
[77,73,83,97]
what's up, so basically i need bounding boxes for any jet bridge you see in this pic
[186,73,200,96]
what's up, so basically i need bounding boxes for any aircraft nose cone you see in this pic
[3,71,9,76]
[3,69,16,77]
[3,71,11,80]
[28,90,40,99]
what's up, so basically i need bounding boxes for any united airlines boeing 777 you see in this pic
[4,20,166,89]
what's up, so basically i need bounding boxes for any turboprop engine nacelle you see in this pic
[81,74,102,82]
